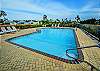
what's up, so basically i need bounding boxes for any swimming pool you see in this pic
[8,28,79,61]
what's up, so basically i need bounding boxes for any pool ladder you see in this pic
[66,48,81,64]
[66,43,100,71]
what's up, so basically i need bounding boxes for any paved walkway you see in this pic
[76,28,100,71]
[0,28,100,71]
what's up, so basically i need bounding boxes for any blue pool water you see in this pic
[9,28,78,60]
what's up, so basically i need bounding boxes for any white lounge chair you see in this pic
[1,27,10,33]
[57,24,60,27]
[0,31,4,34]
[0,26,17,34]
[0,28,4,35]
[10,26,17,31]
[52,24,54,27]
[7,26,16,32]
[55,24,57,27]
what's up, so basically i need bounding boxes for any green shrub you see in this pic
[46,24,52,27]
[15,24,43,29]
[79,24,99,38]
[63,24,76,27]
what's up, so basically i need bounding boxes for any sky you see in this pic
[0,0,100,20]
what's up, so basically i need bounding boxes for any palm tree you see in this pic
[56,19,60,22]
[0,10,7,19]
[49,19,53,22]
[0,10,7,23]
[43,15,47,21]
[75,15,80,30]
[64,18,68,23]
[75,15,80,23]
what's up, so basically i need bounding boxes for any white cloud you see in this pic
[43,2,77,16]
[1,0,100,20]
[6,10,42,20]
[78,0,100,18]
[2,0,77,19]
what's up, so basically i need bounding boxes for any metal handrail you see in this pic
[66,43,100,71]
[66,43,100,60]
[78,43,100,49]
[66,48,78,60]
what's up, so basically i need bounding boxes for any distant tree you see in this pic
[61,19,64,22]
[64,18,68,23]
[80,18,97,25]
[0,10,7,19]
[75,15,80,23]
[42,15,48,25]
[0,10,7,23]
[90,18,96,24]
[43,15,47,21]
[56,19,60,22]
[49,19,53,22]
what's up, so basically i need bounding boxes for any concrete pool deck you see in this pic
[0,28,100,71]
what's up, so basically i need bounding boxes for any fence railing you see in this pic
[78,24,100,41]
